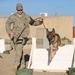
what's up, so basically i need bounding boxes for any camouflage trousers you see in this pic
[11,40,25,67]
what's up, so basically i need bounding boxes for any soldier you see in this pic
[5,3,43,71]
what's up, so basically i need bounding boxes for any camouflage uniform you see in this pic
[5,3,43,70]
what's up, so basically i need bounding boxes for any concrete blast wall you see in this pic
[0,16,73,41]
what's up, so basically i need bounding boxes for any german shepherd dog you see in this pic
[46,28,61,61]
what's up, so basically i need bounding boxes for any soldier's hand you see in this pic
[9,32,15,40]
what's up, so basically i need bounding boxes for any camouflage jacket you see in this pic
[5,12,42,38]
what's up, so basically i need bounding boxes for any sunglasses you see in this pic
[18,10,22,11]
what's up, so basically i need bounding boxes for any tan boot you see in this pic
[19,64,25,70]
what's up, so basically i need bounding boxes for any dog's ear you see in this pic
[52,28,55,34]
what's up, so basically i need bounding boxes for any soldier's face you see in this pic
[17,10,23,15]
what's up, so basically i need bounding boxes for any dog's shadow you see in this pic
[46,48,51,65]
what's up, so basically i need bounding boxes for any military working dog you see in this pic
[46,28,61,61]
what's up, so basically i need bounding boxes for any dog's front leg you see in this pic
[50,44,54,61]
[53,43,58,55]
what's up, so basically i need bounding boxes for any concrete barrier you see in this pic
[29,38,74,72]
[0,39,5,53]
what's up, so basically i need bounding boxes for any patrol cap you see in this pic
[16,3,23,11]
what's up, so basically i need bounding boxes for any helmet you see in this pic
[16,3,23,10]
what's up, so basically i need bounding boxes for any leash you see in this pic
[42,21,47,30]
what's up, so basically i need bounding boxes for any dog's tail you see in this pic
[59,41,65,47]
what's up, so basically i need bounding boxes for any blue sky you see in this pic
[0,0,75,25]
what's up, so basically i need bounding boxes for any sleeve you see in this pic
[5,16,13,35]
[29,17,35,25]
[29,17,43,26]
